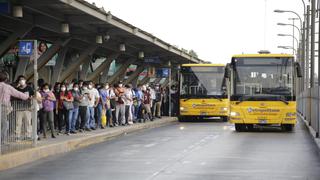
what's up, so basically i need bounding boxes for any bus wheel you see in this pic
[221,116,228,122]
[235,124,245,132]
[282,124,294,132]
[178,116,185,122]
[246,124,254,131]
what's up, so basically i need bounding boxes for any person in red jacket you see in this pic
[57,84,74,135]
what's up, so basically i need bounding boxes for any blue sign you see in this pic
[19,41,34,56]
[144,56,161,64]
[156,68,169,78]
[0,2,10,14]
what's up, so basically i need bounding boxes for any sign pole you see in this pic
[32,40,38,146]
[168,61,172,117]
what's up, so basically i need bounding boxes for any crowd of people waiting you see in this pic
[0,71,172,141]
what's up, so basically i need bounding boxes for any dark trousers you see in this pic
[106,109,112,127]
[58,109,67,131]
[79,106,88,130]
[41,111,55,137]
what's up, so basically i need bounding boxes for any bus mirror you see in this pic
[224,64,231,78]
[295,62,302,78]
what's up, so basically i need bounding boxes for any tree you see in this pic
[188,49,198,58]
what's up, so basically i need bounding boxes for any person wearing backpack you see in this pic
[40,83,56,138]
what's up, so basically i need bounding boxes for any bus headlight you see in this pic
[286,112,296,117]
[230,112,240,116]
[180,107,188,111]
[220,107,228,111]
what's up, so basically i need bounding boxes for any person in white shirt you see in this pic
[124,84,134,125]
[87,81,100,130]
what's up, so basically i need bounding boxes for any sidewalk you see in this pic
[0,117,178,171]
[297,113,320,151]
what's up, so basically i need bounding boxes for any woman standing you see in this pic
[40,84,56,138]
[57,84,74,135]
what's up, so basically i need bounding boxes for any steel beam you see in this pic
[87,53,119,81]
[107,58,136,85]
[0,25,33,57]
[161,78,169,88]
[25,38,71,80]
[51,47,69,84]
[139,76,150,86]
[124,66,145,84]
[153,78,162,85]
[59,45,98,82]
[79,60,91,81]
[14,57,30,81]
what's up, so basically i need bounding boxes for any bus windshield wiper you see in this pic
[235,95,249,105]
[183,98,192,102]
[212,95,223,101]
[278,95,289,105]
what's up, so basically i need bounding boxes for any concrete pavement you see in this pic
[1,119,320,180]
[0,117,177,171]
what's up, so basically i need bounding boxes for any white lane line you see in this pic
[144,143,157,148]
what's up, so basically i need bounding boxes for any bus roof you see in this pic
[181,63,225,67]
[232,54,294,58]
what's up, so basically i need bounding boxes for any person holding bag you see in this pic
[40,83,56,138]
[58,84,74,135]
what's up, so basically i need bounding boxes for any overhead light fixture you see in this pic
[13,6,23,18]
[96,35,103,44]
[61,23,69,33]
[119,43,126,52]
[138,51,144,59]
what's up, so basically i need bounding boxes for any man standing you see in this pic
[87,81,100,130]
[124,84,134,125]
[79,82,90,132]
[114,81,126,126]
[153,84,163,119]
[15,75,34,140]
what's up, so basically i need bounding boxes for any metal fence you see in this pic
[298,88,320,137]
[0,99,37,155]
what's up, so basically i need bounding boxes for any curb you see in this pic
[0,117,178,171]
[297,113,320,151]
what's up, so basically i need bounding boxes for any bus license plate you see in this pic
[200,112,207,115]
[259,119,267,124]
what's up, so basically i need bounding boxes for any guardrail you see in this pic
[0,99,37,155]
[297,88,320,137]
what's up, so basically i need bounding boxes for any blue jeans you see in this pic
[96,104,103,128]
[87,107,95,128]
[70,107,79,132]
[66,109,73,133]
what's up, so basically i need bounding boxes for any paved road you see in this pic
[1,120,320,180]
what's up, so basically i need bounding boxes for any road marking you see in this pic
[144,143,157,148]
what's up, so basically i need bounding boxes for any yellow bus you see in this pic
[178,64,229,122]
[226,52,302,131]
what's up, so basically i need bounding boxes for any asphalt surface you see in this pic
[1,120,320,180]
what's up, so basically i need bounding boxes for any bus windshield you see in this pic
[231,57,294,101]
[180,66,227,98]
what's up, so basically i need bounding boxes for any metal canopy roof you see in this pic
[1,0,204,64]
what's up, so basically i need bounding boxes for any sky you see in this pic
[86,0,303,64]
